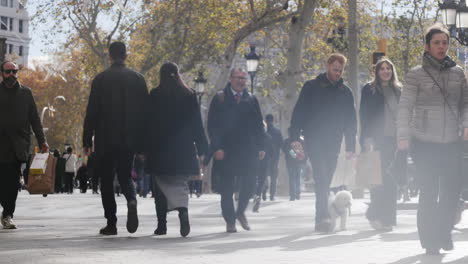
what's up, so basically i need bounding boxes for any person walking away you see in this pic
[147,62,208,237]
[265,114,283,201]
[77,163,89,193]
[0,61,49,229]
[83,42,148,235]
[63,147,77,194]
[397,24,468,255]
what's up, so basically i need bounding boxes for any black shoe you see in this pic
[154,224,167,236]
[99,225,117,235]
[270,196,275,201]
[315,221,331,233]
[252,196,261,213]
[425,248,440,255]
[126,200,139,233]
[442,240,454,251]
[262,193,267,201]
[290,197,295,201]
[236,213,251,231]
[179,209,190,237]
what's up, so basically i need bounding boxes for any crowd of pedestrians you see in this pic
[2,22,468,256]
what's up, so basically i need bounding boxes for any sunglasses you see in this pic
[3,69,18,74]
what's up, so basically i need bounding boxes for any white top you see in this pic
[63,153,77,174]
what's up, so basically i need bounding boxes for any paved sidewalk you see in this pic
[1,191,468,264]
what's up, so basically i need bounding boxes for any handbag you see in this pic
[355,150,382,188]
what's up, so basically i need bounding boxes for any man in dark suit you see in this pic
[290,53,357,232]
[83,42,148,235]
[0,61,49,229]
[207,68,265,233]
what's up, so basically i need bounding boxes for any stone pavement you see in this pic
[1,191,468,264]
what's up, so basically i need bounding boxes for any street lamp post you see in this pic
[194,70,207,103]
[41,96,66,133]
[245,45,260,94]
[439,0,468,46]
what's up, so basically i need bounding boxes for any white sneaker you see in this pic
[1,215,17,229]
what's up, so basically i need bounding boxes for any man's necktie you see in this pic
[234,93,241,103]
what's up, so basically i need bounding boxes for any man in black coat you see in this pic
[265,114,283,201]
[290,54,357,232]
[0,61,49,229]
[83,42,148,235]
[207,68,265,233]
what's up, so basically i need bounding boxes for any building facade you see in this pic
[0,0,29,66]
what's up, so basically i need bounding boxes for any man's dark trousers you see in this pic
[268,157,279,199]
[0,162,21,218]
[96,147,137,226]
[219,152,257,225]
[308,149,339,225]
[412,139,462,250]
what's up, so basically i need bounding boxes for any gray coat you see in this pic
[397,53,468,143]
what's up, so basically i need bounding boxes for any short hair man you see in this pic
[0,61,49,229]
[207,68,265,233]
[397,23,468,255]
[290,53,357,232]
[83,42,148,235]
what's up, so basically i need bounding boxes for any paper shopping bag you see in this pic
[29,153,49,175]
[355,151,382,188]
[28,154,57,194]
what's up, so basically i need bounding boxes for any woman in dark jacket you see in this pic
[147,62,208,237]
[360,57,402,231]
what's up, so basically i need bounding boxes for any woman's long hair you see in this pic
[370,57,402,94]
[158,62,193,96]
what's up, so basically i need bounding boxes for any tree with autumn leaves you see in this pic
[28,0,442,153]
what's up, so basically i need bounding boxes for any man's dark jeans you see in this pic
[268,157,279,199]
[412,139,462,250]
[218,153,257,225]
[0,162,21,218]
[96,148,137,226]
[308,150,339,225]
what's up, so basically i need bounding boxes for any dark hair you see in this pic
[265,114,274,123]
[158,62,192,96]
[425,23,450,46]
[67,147,73,154]
[109,42,127,60]
[1,61,16,72]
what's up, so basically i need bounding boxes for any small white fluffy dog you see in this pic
[328,190,353,232]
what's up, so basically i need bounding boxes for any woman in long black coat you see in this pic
[360,57,402,231]
[147,62,208,237]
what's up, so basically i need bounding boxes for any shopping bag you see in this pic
[28,154,57,194]
[355,150,382,188]
[29,153,49,175]
[331,154,356,189]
